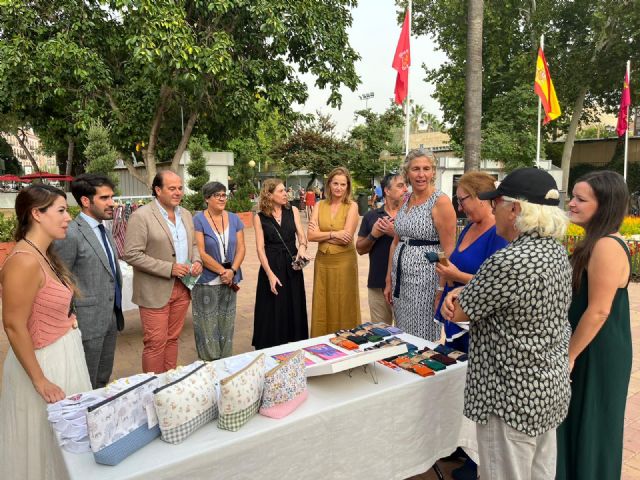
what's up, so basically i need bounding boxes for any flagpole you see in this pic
[624,59,631,182]
[535,34,544,169]
[404,0,412,157]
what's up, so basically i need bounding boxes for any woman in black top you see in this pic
[252,179,309,349]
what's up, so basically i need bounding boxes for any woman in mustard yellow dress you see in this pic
[307,167,360,336]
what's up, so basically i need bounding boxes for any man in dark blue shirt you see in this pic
[356,173,407,323]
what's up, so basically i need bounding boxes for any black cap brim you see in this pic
[477,189,500,201]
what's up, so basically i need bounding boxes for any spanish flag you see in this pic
[534,48,561,124]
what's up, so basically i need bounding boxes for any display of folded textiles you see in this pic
[47,392,108,454]
[434,344,468,362]
[416,347,457,366]
[363,336,418,353]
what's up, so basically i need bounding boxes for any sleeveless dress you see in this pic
[253,209,309,349]
[0,250,91,480]
[434,223,508,352]
[311,200,360,336]
[556,236,632,480]
[391,190,443,341]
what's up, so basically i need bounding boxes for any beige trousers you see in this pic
[367,288,394,324]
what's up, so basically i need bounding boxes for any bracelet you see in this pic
[436,286,445,292]
[329,231,333,240]
[367,233,379,242]
[231,267,237,275]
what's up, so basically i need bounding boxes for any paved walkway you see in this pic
[1,218,639,479]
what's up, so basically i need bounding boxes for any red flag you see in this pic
[617,71,631,137]
[392,11,411,105]
[534,48,561,124]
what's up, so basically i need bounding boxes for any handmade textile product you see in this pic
[260,350,308,419]
[48,392,107,454]
[218,354,265,431]
[434,344,468,361]
[86,376,160,466]
[153,362,218,444]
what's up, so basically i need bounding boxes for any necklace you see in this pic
[23,237,69,288]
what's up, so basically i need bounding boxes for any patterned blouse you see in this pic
[457,232,572,436]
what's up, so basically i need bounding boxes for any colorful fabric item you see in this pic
[153,362,218,444]
[86,376,160,465]
[260,350,308,419]
[218,354,265,431]
[534,48,561,124]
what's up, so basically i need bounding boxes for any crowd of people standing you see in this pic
[0,149,634,480]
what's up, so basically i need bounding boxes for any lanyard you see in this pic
[207,210,227,262]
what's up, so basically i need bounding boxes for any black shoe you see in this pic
[452,459,478,480]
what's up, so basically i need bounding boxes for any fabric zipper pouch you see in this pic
[86,376,160,466]
[346,335,368,345]
[435,344,468,361]
[260,350,308,419]
[370,327,391,337]
[420,359,446,371]
[218,354,265,431]
[153,362,218,444]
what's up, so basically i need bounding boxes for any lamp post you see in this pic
[359,92,374,109]
[379,149,390,176]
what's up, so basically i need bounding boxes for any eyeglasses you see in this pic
[211,193,228,200]
[457,194,471,205]
[490,197,506,210]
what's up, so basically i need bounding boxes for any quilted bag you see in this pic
[259,349,308,419]
[153,362,218,444]
[218,353,265,431]
[86,376,160,466]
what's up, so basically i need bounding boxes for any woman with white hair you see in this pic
[442,167,572,479]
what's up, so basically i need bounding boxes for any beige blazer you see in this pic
[123,201,201,308]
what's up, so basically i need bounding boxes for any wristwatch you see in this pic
[231,267,237,275]
[367,233,379,242]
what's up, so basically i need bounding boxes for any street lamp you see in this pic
[379,150,391,176]
[359,92,375,109]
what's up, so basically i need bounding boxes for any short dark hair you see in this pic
[151,172,164,197]
[202,181,226,199]
[70,174,115,205]
[381,173,402,197]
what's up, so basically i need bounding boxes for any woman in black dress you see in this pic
[253,179,309,349]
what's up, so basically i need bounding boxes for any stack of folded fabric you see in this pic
[434,344,468,362]
[386,345,467,378]
[47,392,108,453]
[328,322,404,350]
[364,336,418,353]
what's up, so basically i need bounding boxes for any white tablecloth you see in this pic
[57,334,477,480]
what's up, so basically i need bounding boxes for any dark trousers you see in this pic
[82,314,117,389]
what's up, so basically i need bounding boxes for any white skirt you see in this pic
[0,328,91,480]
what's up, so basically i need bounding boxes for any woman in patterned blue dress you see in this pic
[434,171,508,353]
[384,149,456,341]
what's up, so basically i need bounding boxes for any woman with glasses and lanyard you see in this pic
[192,182,246,360]
[384,149,456,341]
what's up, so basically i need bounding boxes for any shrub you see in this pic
[0,214,16,242]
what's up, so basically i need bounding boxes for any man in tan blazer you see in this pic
[123,171,202,373]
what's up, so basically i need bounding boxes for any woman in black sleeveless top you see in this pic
[252,179,309,349]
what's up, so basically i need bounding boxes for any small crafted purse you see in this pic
[86,376,160,466]
[218,353,265,432]
[259,349,308,419]
[153,362,218,444]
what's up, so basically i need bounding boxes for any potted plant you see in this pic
[0,214,17,266]
[226,185,255,227]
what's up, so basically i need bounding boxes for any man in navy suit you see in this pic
[53,174,123,388]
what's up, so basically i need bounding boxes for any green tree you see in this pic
[1,0,361,188]
[182,135,211,212]
[84,122,119,189]
[350,105,404,184]
[0,136,22,175]
[463,0,484,171]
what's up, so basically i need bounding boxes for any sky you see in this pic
[296,1,448,135]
